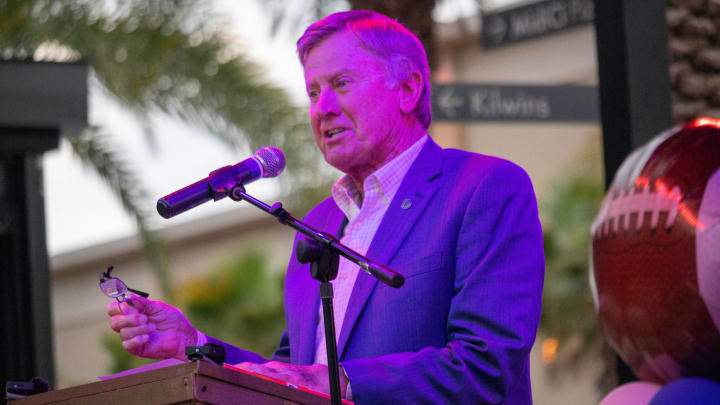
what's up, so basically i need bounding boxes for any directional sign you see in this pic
[482,0,594,49]
[431,83,598,122]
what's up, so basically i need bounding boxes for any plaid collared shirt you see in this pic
[314,134,428,365]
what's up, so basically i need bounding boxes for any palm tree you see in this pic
[0,0,331,296]
[262,0,438,67]
[262,0,495,70]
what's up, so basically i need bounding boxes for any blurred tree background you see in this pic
[541,173,604,357]
[0,0,334,299]
[177,252,285,358]
[538,141,608,391]
[262,0,493,69]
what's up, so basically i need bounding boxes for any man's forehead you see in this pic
[302,33,381,83]
[304,30,356,58]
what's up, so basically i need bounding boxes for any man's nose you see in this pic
[316,89,340,117]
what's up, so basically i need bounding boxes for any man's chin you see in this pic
[324,154,353,174]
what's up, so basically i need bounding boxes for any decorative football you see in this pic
[590,117,720,384]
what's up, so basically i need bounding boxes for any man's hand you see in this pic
[233,361,348,398]
[107,295,198,361]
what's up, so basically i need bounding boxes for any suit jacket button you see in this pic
[401,198,412,210]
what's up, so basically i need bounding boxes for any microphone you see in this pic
[157,146,285,219]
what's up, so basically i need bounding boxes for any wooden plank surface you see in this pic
[7,361,337,405]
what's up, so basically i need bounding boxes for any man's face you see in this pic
[303,31,406,180]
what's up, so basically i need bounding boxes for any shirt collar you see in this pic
[332,134,429,221]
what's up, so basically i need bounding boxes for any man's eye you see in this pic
[308,90,319,99]
[336,79,350,88]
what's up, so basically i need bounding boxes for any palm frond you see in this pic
[67,127,173,300]
[1,0,331,195]
[0,0,335,289]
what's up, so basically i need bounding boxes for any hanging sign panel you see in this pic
[482,0,594,49]
[431,83,598,122]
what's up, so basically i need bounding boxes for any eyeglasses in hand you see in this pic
[99,265,149,303]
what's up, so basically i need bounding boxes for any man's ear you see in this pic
[398,70,423,115]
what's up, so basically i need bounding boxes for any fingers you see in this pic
[106,296,199,361]
[109,312,147,333]
[123,295,149,313]
[232,362,322,388]
[107,300,123,316]
[119,322,156,341]
[234,362,267,374]
[107,298,144,317]
[107,295,156,333]
[122,334,150,355]
[126,297,178,324]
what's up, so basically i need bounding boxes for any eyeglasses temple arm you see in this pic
[127,287,149,298]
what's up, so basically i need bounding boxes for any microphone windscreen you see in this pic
[255,146,285,178]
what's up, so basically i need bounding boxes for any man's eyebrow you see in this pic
[306,69,358,86]
[331,68,357,76]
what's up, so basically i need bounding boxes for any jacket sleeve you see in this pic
[341,162,545,404]
[205,330,291,365]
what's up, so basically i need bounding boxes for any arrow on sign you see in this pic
[485,16,507,44]
[437,87,464,118]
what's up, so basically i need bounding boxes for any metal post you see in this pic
[593,0,673,187]
[0,61,87,397]
[593,0,673,383]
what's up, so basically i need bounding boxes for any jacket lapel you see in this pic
[336,138,445,358]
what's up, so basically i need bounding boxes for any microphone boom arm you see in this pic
[229,186,405,289]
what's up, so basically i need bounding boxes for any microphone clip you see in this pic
[185,343,226,365]
[208,164,248,201]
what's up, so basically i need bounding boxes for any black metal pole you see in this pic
[295,234,343,404]
[320,282,342,405]
[1,61,87,401]
[1,142,57,402]
[593,0,673,188]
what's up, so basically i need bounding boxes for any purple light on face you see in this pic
[297,10,432,129]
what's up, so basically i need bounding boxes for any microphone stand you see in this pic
[229,186,405,405]
[296,237,342,405]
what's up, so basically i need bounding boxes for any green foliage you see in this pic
[176,251,286,359]
[541,176,604,344]
[0,0,332,190]
[539,141,605,367]
[70,128,172,299]
[261,0,349,37]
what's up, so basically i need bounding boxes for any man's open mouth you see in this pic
[325,128,346,138]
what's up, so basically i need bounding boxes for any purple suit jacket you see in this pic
[208,139,544,404]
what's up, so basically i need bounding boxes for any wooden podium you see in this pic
[7,361,339,404]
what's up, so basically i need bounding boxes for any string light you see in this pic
[689,117,720,128]
[541,337,559,364]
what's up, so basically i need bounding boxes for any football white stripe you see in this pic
[592,124,683,237]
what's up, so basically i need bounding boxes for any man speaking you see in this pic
[107,10,544,404]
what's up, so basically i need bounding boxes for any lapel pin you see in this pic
[401,198,412,210]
